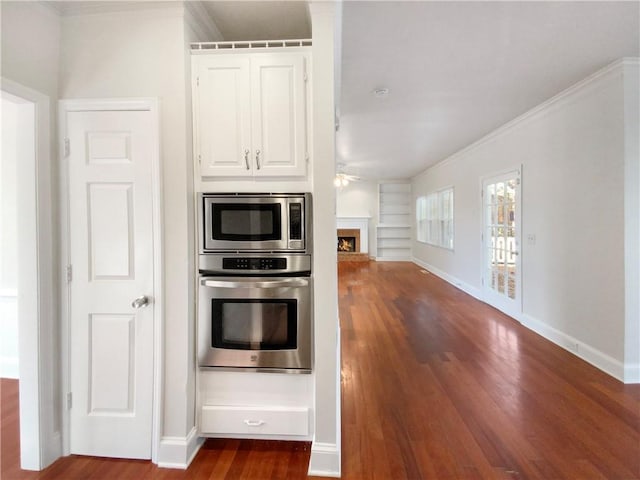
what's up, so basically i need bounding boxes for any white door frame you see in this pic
[1,77,59,470]
[59,98,164,463]
[480,166,523,320]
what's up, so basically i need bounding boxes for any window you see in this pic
[416,187,454,249]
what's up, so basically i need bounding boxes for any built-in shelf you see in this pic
[376,182,411,261]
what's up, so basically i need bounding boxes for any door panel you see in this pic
[482,170,521,318]
[196,56,252,176]
[89,314,135,413]
[251,54,306,176]
[88,183,134,279]
[67,109,154,459]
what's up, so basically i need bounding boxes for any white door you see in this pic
[66,108,155,459]
[251,53,307,176]
[194,55,252,176]
[482,170,522,318]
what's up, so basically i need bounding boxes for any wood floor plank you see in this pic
[2,261,639,479]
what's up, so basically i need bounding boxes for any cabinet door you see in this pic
[250,53,307,177]
[195,55,252,176]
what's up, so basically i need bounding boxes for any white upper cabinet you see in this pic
[193,51,309,178]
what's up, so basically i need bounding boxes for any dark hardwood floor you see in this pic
[2,261,639,479]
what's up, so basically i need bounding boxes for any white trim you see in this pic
[0,357,19,379]
[412,257,482,300]
[183,1,223,42]
[624,364,640,384]
[58,98,163,462]
[191,39,312,52]
[157,428,204,470]
[623,60,640,385]
[1,77,59,470]
[148,99,165,465]
[520,314,626,382]
[56,1,184,18]
[412,257,631,383]
[376,256,412,262]
[308,442,341,478]
[414,59,631,179]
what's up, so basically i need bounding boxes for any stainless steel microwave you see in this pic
[199,193,311,253]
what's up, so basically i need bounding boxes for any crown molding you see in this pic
[184,1,223,42]
[53,1,183,17]
[415,58,635,179]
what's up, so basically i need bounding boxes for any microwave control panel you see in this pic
[222,257,288,271]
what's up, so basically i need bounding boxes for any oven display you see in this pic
[222,257,287,270]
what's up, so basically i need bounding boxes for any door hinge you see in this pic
[198,154,202,164]
[516,178,521,185]
[196,76,199,87]
[66,392,72,409]
[66,265,73,283]
[63,137,70,158]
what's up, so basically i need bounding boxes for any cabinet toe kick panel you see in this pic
[200,405,310,437]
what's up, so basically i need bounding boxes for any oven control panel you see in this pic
[222,257,287,271]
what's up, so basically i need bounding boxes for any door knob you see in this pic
[131,295,150,309]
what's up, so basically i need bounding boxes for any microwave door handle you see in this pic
[201,278,308,289]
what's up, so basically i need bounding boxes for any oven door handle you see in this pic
[201,278,309,289]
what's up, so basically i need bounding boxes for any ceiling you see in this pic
[50,1,638,180]
[200,1,311,41]
[338,1,639,179]
[197,1,638,180]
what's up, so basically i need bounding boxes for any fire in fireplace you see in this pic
[337,236,356,252]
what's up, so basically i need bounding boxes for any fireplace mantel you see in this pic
[336,217,370,254]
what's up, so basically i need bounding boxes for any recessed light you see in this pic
[373,87,390,98]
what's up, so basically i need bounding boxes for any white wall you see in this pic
[59,5,197,459]
[336,179,378,255]
[412,60,636,381]
[1,2,60,98]
[308,2,341,477]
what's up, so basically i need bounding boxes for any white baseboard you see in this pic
[308,441,341,478]
[157,427,204,469]
[376,256,412,262]
[0,356,19,379]
[412,257,482,300]
[411,258,637,384]
[624,363,640,383]
[520,313,627,382]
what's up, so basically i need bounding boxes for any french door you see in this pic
[482,170,521,318]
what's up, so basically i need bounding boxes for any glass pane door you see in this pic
[483,170,521,317]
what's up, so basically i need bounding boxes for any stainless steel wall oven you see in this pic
[197,193,312,373]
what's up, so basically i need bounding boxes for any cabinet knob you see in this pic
[244,149,250,170]
[256,150,261,170]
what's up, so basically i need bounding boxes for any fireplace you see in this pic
[338,236,356,252]
[337,229,360,253]
[337,228,367,261]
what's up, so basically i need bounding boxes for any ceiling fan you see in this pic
[334,163,361,187]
